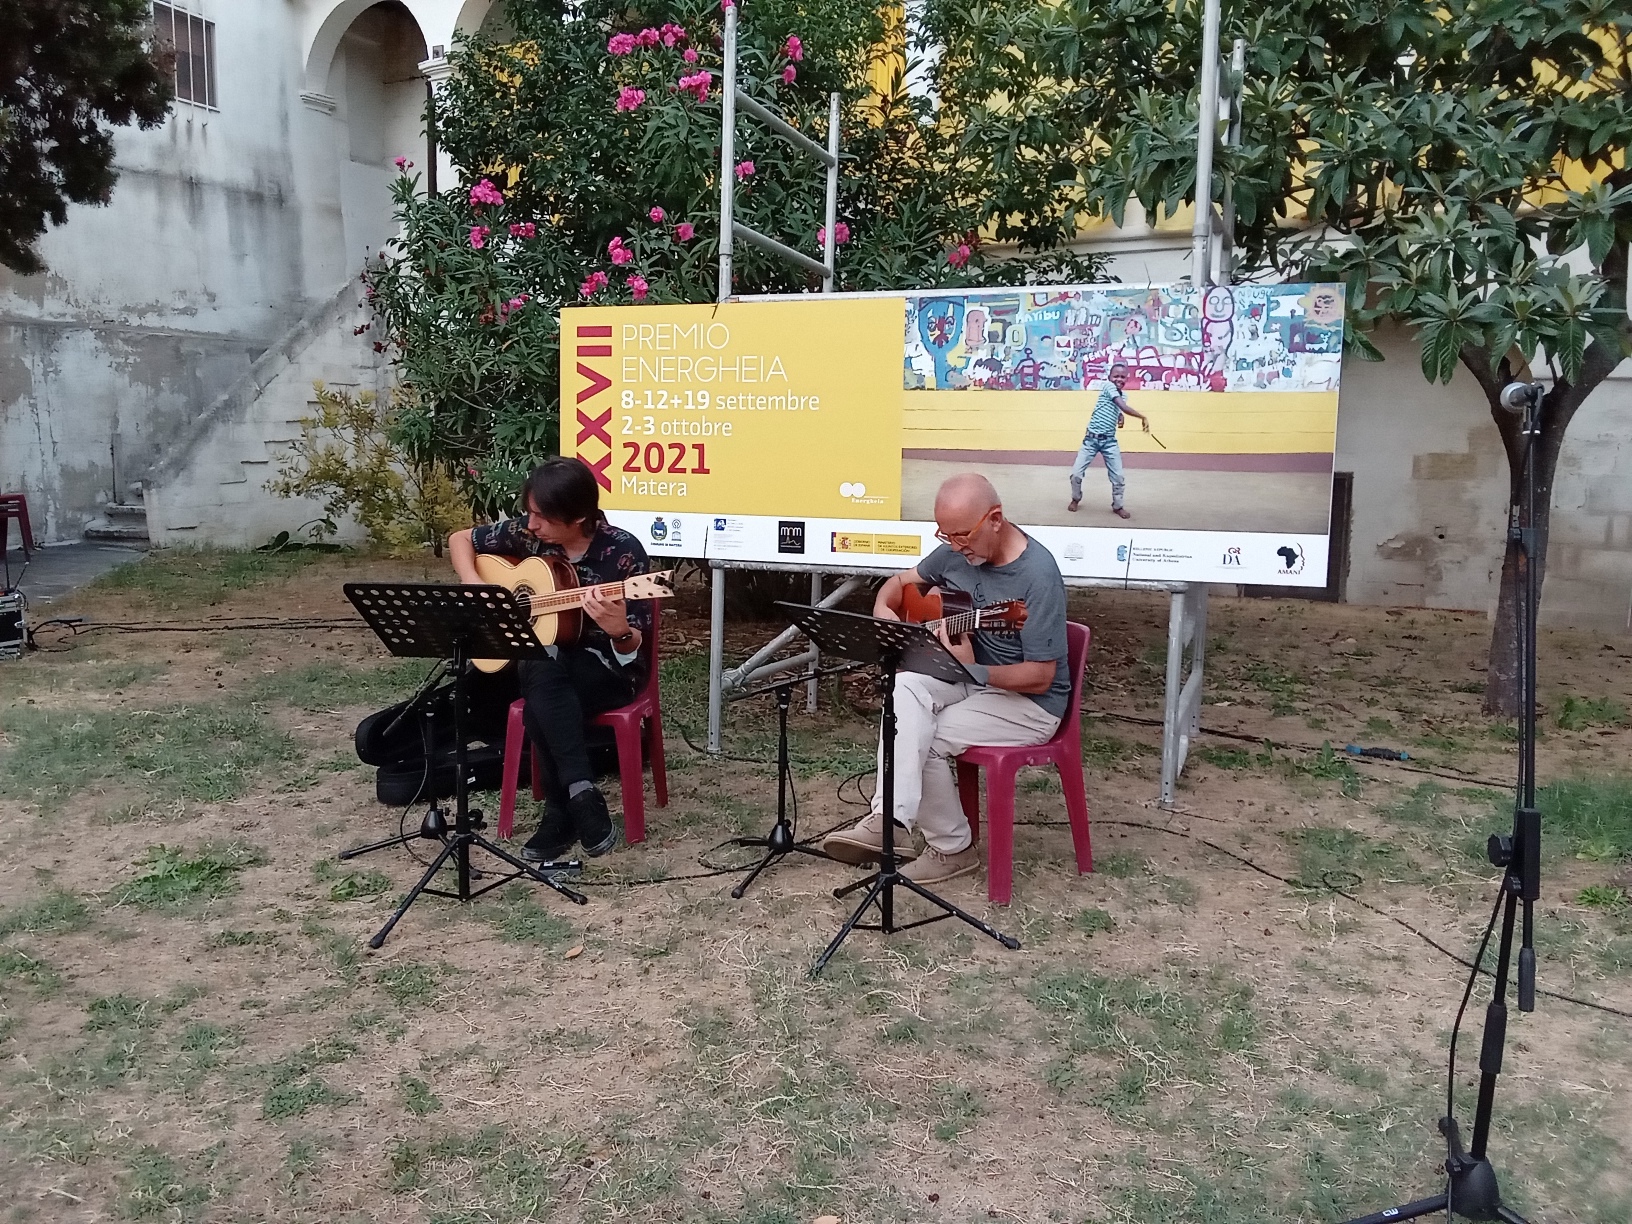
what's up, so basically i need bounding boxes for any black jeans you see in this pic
[516,648,637,804]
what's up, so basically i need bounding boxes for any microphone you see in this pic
[1499,381,1544,413]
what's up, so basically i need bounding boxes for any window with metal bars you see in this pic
[152,3,216,109]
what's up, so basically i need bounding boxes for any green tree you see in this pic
[364,0,1104,515]
[0,0,172,274]
[931,0,1631,713]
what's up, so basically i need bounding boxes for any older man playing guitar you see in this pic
[823,473,1071,884]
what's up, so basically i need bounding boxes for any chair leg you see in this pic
[529,745,544,801]
[1059,755,1093,874]
[498,702,527,840]
[956,760,982,845]
[614,720,646,845]
[648,711,668,809]
[984,762,1020,906]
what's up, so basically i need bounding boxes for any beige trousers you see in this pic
[875,671,1061,854]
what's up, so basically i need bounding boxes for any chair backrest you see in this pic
[1056,622,1091,742]
[633,600,662,704]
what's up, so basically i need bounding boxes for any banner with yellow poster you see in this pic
[561,284,1345,586]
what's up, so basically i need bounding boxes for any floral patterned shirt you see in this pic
[470,516,653,665]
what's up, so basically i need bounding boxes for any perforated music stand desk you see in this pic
[343,582,587,948]
[779,604,1020,974]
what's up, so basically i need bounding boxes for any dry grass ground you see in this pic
[1,549,1629,1224]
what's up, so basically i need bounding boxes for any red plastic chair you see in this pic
[955,621,1093,905]
[497,602,668,845]
[0,493,35,559]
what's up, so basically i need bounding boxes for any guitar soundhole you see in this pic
[514,584,535,617]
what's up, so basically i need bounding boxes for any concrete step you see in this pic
[104,502,148,521]
[84,519,150,544]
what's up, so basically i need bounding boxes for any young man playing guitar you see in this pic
[823,473,1072,884]
[448,457,650,861]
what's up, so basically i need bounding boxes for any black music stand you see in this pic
[780,604,1021,975]
[341,583,587,948]
[726,664,864,900]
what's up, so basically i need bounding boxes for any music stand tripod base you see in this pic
[779,604,1021,976]
[342,582,589,949]
[727,677,834,900]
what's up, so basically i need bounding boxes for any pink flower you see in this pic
[735,160,755,180]
[609,236,633,265]
[636,27,660,47]
[677,70,711,101]
[948,243,972,268]
[608,33,636,55]
[508,222,536,238]
[506,294,530,310]
[616,85,646,112]
[649,206,666,223]
[627,274,649,301]
[660,23,687,47]
[675,222,695,241]
[723,0,734,8]
[393,156,411,170]
[817,222,850,247]
[785,35,804,62]
[683,47,699,63]
[782,65,796,83]
[580,270,608,297]
[469,225,490,249]
[468,178,505,207]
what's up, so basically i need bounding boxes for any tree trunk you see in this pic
[1464,344,1615,717]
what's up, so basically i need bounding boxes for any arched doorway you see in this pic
[455,0,516,43]
[325,2,429,265]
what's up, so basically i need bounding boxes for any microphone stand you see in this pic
[1342,387,1544,1224]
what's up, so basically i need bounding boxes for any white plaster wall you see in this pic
[0,0,494,540]
[1334,326,1511,612]
[1328,329,1632,630]
[144,285,387,548]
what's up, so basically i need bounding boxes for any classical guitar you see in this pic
[471,554,674,673]
[899,583,1027,637]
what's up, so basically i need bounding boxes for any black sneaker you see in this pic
[568,786,618,857]
[520,801,574,863]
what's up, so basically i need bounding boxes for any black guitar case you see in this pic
[354,664,621,805]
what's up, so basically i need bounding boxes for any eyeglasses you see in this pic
[934,506,998,545]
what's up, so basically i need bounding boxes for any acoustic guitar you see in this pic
[899,583,1027,638]
[471,554,674,673]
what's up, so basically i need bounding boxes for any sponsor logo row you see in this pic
[647,515,1313,578]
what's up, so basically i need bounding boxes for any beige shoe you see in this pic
[822,810,919,866]
[900,844,980,885]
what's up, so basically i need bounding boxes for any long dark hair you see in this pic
[521,457,602,527]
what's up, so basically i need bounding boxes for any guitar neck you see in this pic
[930,610,982,636]
[524,578,637,615]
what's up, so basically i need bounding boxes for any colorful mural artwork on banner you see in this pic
[903,283,1344,393]
[560,284,1345,587]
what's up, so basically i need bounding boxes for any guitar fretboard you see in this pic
[931,611,984,635]
[518,579,631,615]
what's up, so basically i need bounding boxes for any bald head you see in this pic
[934,473,1000,522]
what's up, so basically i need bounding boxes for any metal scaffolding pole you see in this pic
[707,2,846,752]
[1190,0,1223,287]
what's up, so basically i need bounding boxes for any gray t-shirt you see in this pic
[916,535,1071,718]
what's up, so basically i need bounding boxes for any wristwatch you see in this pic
[611,627,638,647]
